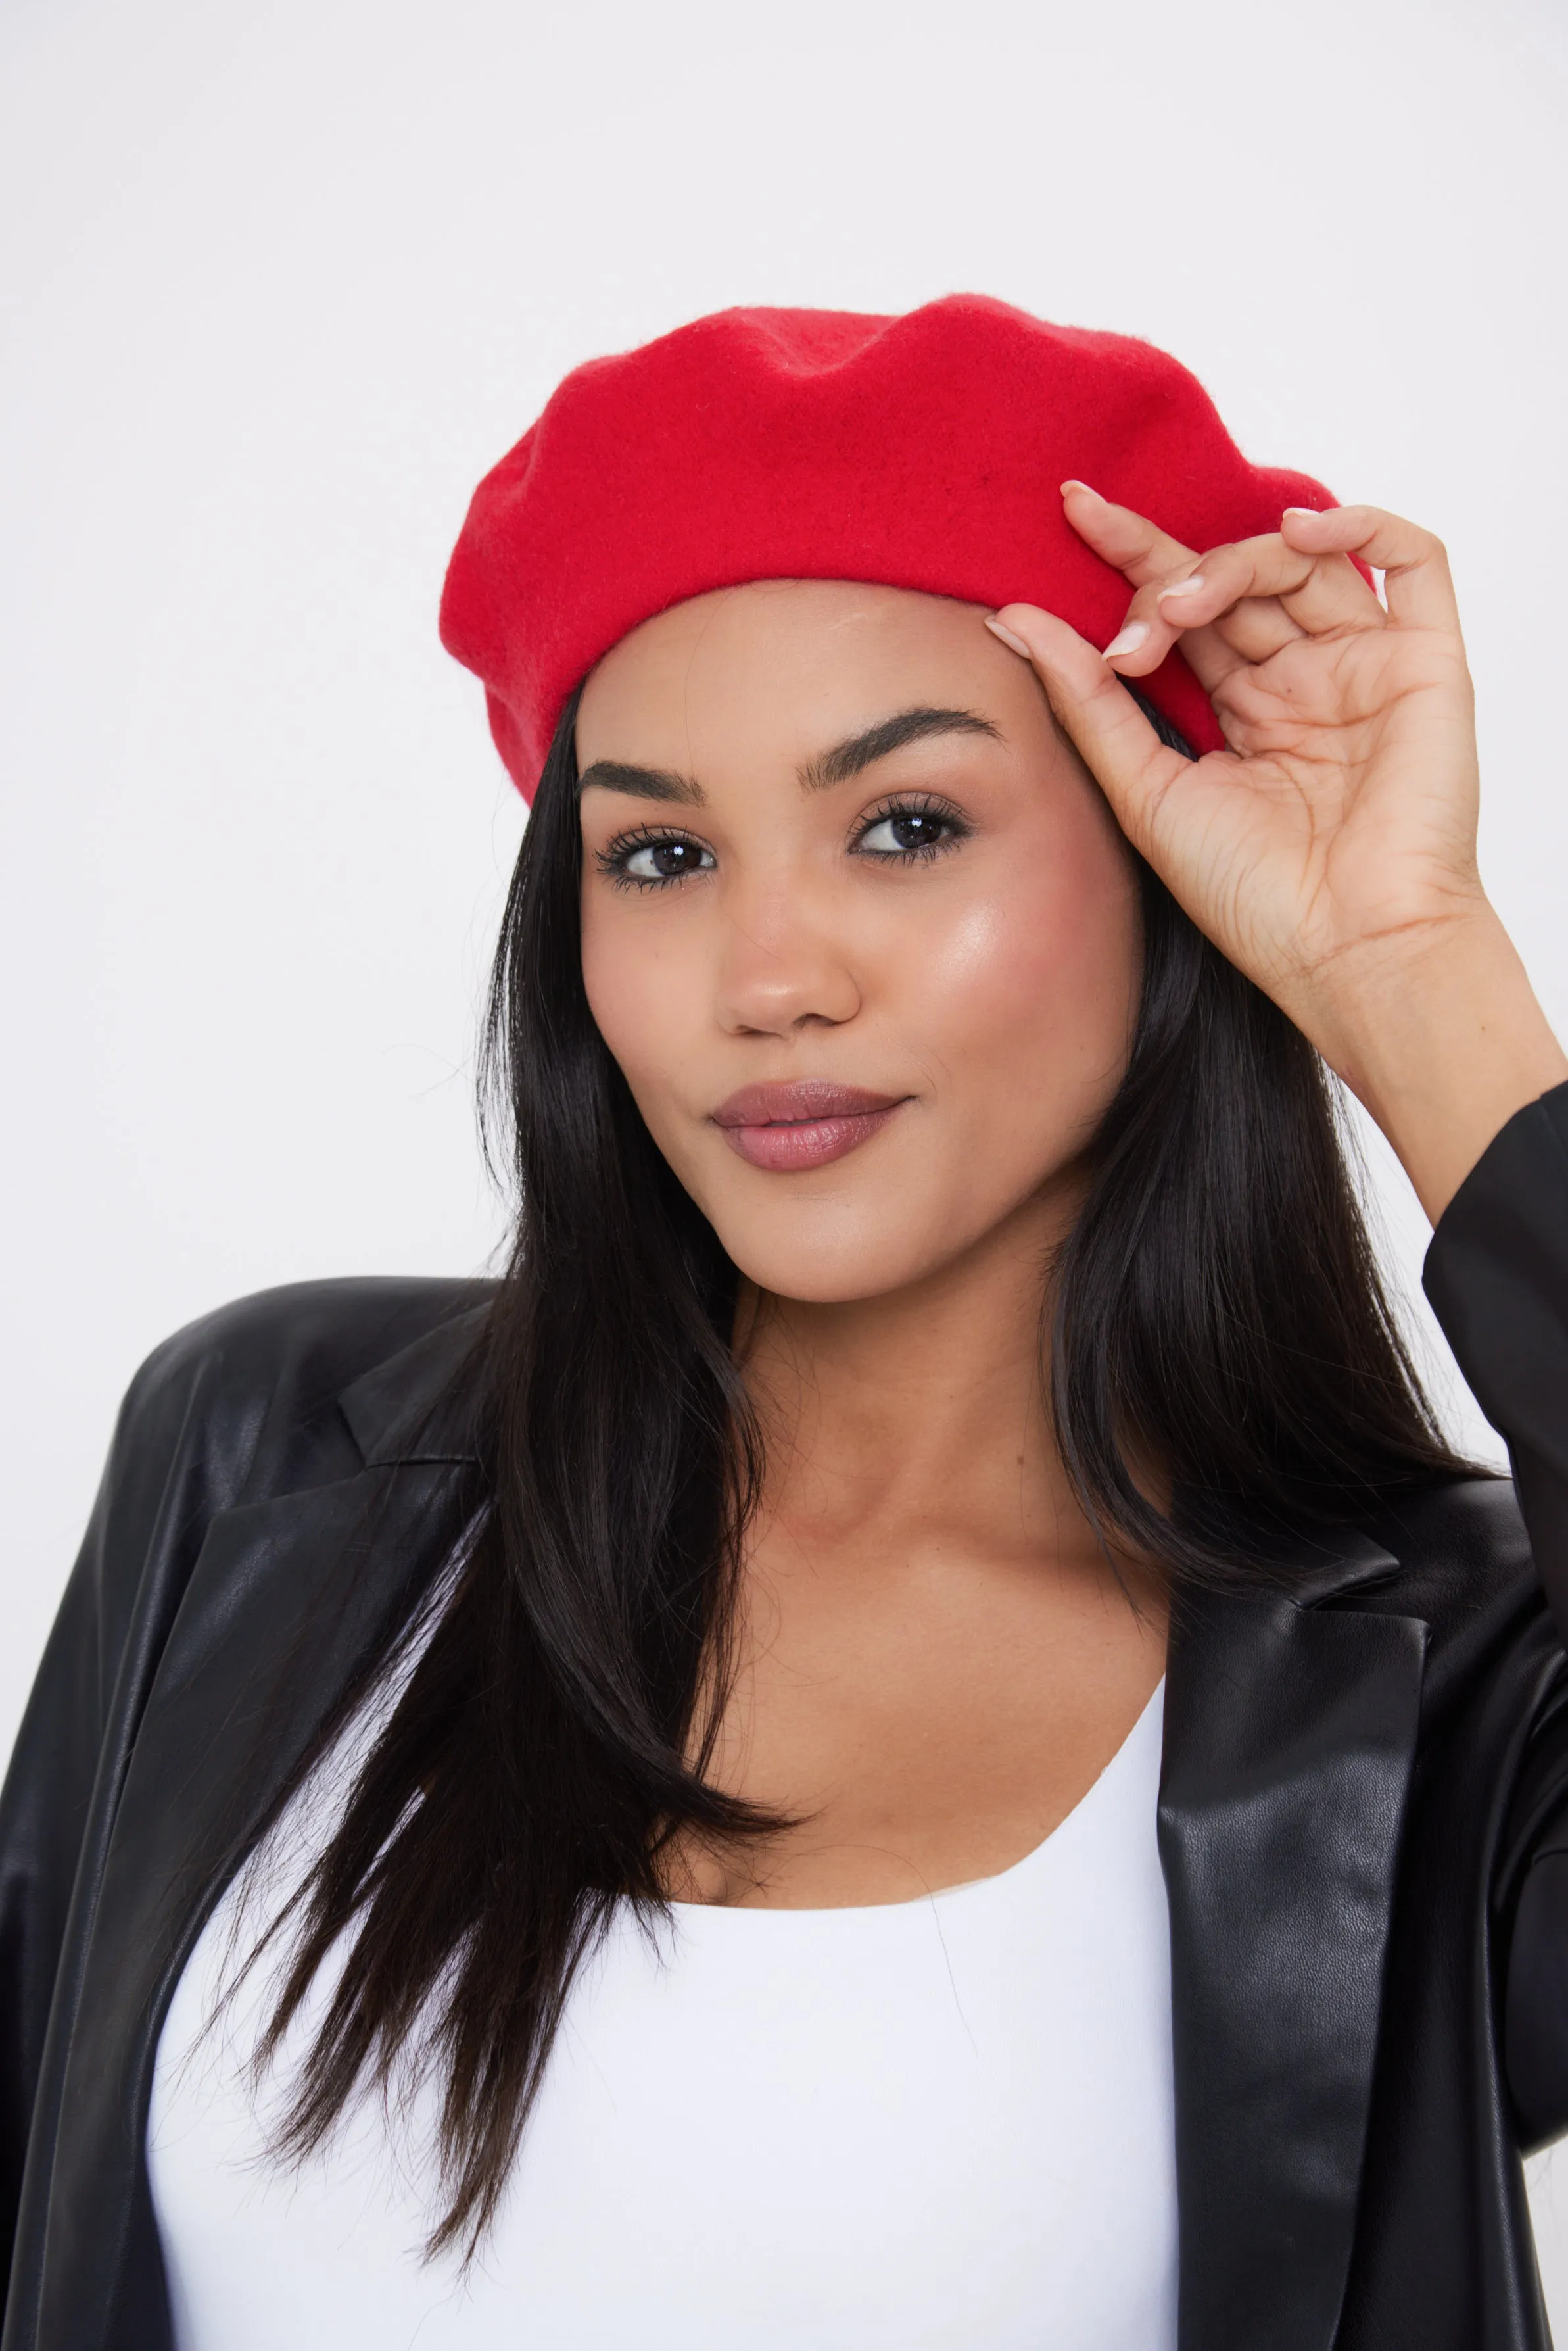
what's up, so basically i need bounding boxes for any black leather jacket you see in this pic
[9,1087,1568,2351]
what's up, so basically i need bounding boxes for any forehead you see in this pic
[575,580,1043,769]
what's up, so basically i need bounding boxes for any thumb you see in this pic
[986,603,1189,863]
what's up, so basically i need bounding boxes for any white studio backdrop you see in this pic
[3,0,1567,2312]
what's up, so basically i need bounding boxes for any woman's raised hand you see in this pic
[987,488,1567,1221]
[993,489,1479,1034]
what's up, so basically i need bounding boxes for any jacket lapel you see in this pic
[337,1305,488,1466]
[1161,1533,1428,2351]
[35,1322,484,2350]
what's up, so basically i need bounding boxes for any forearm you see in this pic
[1301,904,1568,1225]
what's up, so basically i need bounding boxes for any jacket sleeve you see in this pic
[1423,1079,1568,2147]
[0,1317,268,2305]
[0,1274,481,2311]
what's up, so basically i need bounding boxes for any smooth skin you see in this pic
[575,495,1566,1910]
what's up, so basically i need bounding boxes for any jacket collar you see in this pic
[1264,1520,1404,1606]
[1160,1526,1427,2351]
[338,1303,489,1466]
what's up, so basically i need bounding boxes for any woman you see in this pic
[4,294,1568,2351]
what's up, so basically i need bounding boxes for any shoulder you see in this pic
[27,1278,495,1774]
[112,1274,497,1506]
[128,1273,494,1413]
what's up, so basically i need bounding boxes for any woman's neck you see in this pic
[736,1175,1114,1578]
[671,1175,1166,1908]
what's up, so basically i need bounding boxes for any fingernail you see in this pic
[1062,478,1103,500]
[1283,506,1321,520]
[1103,622,1149,660]
[984,615,1033,658]
[1158,574,1205,602]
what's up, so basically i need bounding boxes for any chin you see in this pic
[707,1213,960,1307]
[731,1255,930,1307]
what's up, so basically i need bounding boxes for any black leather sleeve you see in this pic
[1424,1080,1568,2146]
[1500,1772,1568,2150]
[0,1317,259,2303]
[0,1275,478,2309]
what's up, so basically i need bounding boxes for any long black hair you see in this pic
[257,679,1474,2254]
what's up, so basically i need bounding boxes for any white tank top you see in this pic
[148,1682,1176,2351]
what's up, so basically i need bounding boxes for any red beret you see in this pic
[439,295,1337,799]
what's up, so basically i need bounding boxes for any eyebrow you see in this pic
[798,706,1002,792]
[577,706,1001,809]
[576,758,706,807]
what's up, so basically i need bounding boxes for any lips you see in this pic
[710,1079,908,1173]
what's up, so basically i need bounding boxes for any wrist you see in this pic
[1296,906,1567,1224]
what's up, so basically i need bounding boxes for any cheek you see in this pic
[580,902,707,1131]
[900,833,1141,1110]
[581,908,661,1078]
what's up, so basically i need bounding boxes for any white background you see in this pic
[4,0,1568,2316]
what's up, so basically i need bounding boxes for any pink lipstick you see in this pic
[711,1080,908,1173]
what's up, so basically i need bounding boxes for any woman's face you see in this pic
[576,581,1143,1306]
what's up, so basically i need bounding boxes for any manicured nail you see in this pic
[984,615,1033,658]
[1283,506,1321,521]
[1103,622,1149,660]
[1061,478,1103,500]
[1158,574,1205,602]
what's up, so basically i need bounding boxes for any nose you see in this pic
[714,879,862,1038]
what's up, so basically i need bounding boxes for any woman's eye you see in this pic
[602,835,715,886]
[856,808,961,859]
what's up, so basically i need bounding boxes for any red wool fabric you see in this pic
[439,295,1339,800]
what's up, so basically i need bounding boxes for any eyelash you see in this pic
[593,825,716,891]
[851,791,971,863]
[594,794,972,891]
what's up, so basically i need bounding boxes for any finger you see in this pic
[1097,550,1322,685]
[1062,480,1201,588]
[1101,581,1308,684]
[1154,531,1383,642]
[1063,484,1254,679]
[1066,487,1380,681]
[986,602,1195,861]
[1160,616,1282,698]
[1279,503,1461,631]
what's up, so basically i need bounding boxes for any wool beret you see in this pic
[439,295,1338,799]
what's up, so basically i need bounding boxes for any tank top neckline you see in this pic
[664,1676,1166,1926]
